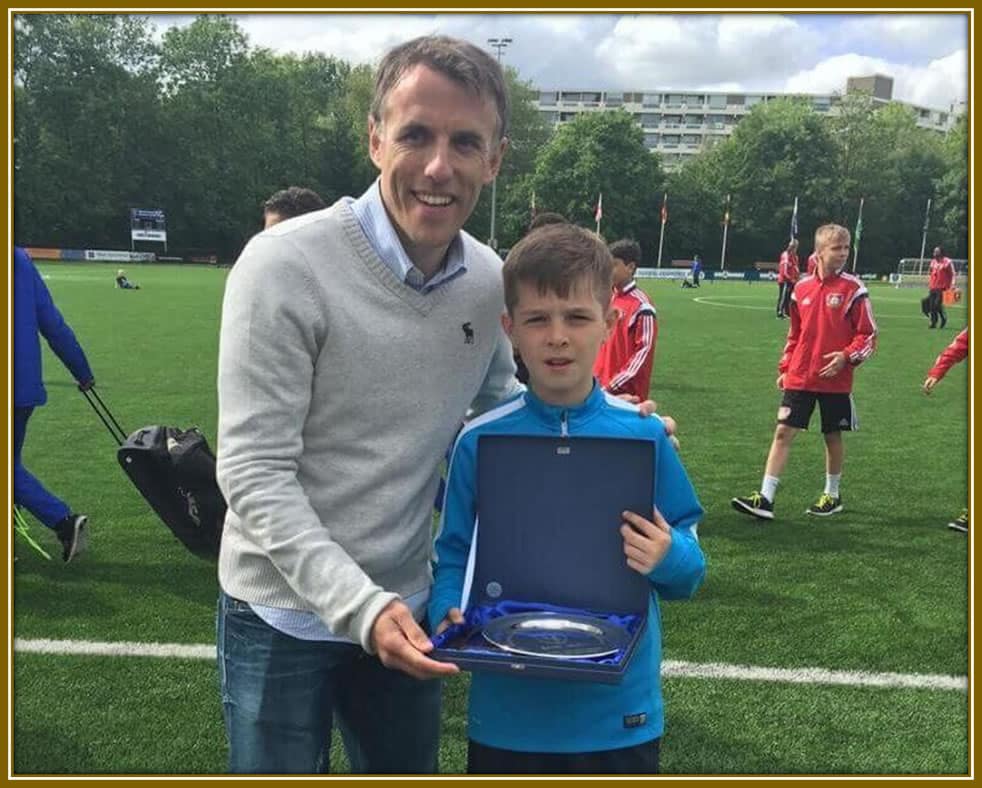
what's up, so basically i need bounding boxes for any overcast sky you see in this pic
[151,12,969,111]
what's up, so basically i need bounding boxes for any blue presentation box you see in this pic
[431,434,656,683]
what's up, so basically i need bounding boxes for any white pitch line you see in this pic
[15,637,214,661]
[662,660,967,692]
[14,638,967,692]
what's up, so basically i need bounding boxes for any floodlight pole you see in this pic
[487,37,511,251]
[919,197,932,267]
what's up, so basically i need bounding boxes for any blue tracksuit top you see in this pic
[14,247,93,407]
[429,382,706,753]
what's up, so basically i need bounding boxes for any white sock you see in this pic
[825,474,841,497]
[761,475,780,503]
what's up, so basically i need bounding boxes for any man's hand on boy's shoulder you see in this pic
[620,508,673,575]
[615,394,680,449]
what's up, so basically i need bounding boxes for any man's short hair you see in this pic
[503,224,612,314]
[262,187,326,220]
[527,211,568,232]
[814,223,850,249]
[608,239,642,267]
[371,35,509,141]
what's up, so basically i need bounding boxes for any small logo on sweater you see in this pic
[462,322,475,344]
[826,293,843,308]
[623,712,647,729]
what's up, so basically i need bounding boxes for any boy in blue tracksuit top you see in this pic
[429,223,706,774]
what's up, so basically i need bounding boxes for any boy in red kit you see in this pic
[923,328,969,532]
[776,239,800,318]
[806,250,819,276]
[926,246,956,329]
[732,224,878,521]
[593,239,657,400]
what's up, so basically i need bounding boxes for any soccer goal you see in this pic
[892,257,969,289]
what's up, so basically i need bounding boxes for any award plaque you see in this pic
[481,612,631,660]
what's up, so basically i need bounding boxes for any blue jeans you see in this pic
[217,592,442,774]
[14,407,70,528]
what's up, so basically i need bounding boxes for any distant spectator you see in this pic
[806,250,819,277]
[925,245,956,329]
[14,246,95,562]
[115,269,140,289]
[691,254,702,287]
[776,239,800,319]
[262,186,327,229]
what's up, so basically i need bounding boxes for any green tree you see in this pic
[13,14,162,247]
[937,113,968,258]
[529,110,664,256]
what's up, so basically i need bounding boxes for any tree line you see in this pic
[13,14,968,272]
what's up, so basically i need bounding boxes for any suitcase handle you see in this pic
[81,386,128,447]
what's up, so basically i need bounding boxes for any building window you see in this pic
[644,133,660,147]
[538,91,557,106]
[640,113,660,127]
[727,94,746,106]
[642,93,661,107]
[666,93,684,107]
[708,95,726,109]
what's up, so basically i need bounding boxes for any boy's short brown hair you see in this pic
[608,239,642,267]
[814,223,850,249]
[502,224,613,314]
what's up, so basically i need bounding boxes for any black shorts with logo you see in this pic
[777,390,858,433]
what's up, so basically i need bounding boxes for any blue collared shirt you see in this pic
[347,178,467,294]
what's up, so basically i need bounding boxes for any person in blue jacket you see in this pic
[428,223,706,774]
[14,246,95,562]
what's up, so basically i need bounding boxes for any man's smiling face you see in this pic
[369,64,506,275]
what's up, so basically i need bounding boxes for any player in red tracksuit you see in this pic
[733,224,877,521]
[776,239,800,318]
[923,328,969,533]
[593,239,657,401]
[926,246,956,329]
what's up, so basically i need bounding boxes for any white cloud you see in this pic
[594,14,805,90]
[836,14,968,60]
[784,50,967,109]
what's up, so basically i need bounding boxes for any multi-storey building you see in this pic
[535,74,962,170]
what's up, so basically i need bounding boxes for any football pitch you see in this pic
[12,263,970,775]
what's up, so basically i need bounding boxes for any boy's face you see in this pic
[503,279,615,407]
[611,257,635,288]
[817,236,851,273]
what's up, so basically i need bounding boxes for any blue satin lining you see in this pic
[431,599,642,666]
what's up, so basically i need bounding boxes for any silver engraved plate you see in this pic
[481,612,630,660]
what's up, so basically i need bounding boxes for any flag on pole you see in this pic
[922,198,931,233]
[723,193,731,225]
[854,197,864,244]
[594,193,603,223]
[790,196,799,240]
[660,193,668,225]
[530,189,537,218]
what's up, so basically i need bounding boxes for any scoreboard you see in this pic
[130,208,167,243]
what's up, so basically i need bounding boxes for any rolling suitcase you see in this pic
[82,386,225,560]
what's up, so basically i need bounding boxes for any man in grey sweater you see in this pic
[216,35,515,774]
[216,35,673,775]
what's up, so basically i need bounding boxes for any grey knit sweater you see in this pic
[216,200,520,652]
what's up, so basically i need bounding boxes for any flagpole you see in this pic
[657,192,667,268]
[595,192,602,235]
[919,197,932,264]
[790,195,799,241]
[720,194,730,271]
[851,196,864,273]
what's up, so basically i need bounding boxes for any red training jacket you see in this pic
[778,251,800,284]
[928,329,969,381]
[806,252,819,276]
[778,270,878,393]
[594,280,657,400]
[928,256,955,291]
